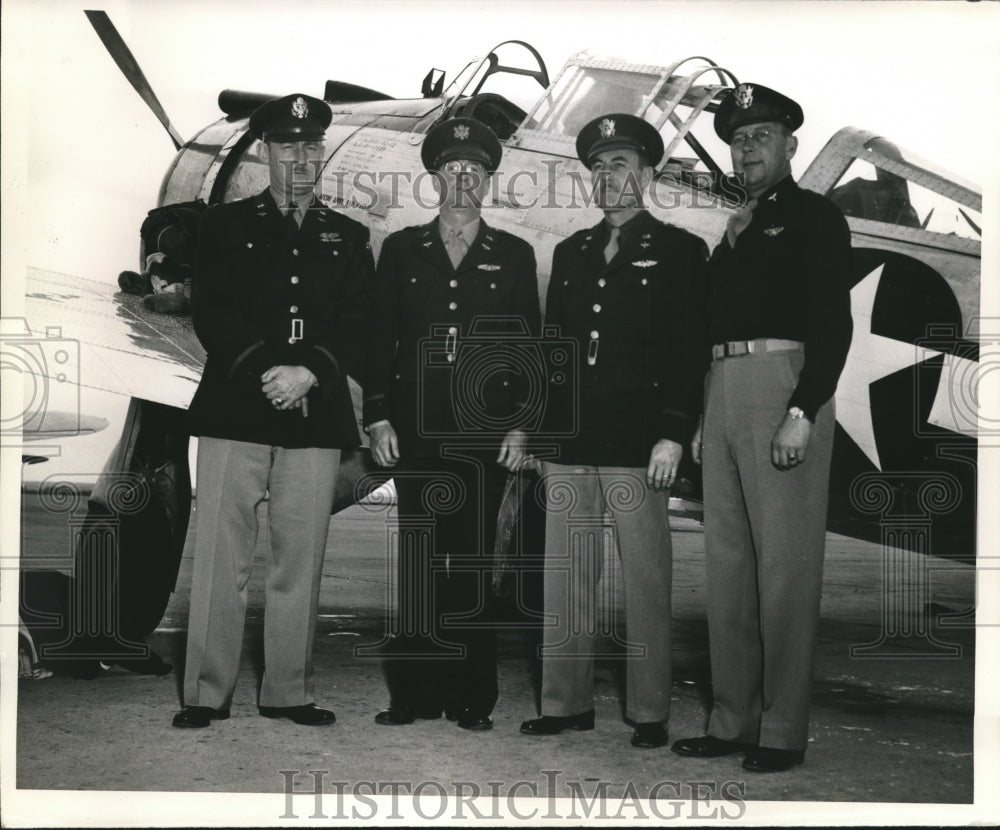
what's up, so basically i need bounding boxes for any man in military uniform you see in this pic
[519,114,708,749]
[172,94,373,728]
[671,84,853,771]
[365,118,540,731]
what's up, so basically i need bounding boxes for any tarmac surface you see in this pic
[14,496,979,815]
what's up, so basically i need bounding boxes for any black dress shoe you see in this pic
[375,706,414,725]
[671,735,749,757]
[259,703,336,726]
[456,709,493,731]
[375,704,443,725]
[631,723,668,748]
[172,705,230,728]
[742,747,804,772]
[520,710,595,735]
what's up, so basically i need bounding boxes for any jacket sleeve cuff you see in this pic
[364,393,389,426]
[301,346,342,396]
[786,393,819,423]
[657,410,693,446]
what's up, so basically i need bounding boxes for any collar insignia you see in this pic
[599,118,616,138]
[454,124,470,140]
[423,241,433,247]
[292,96,309,119]
[768,192,778,201]
[734,84,754,110]
[640,242,650,248]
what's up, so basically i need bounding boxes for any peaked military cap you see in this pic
[249,93,332,141]
[714,83,804,143]
[421,118,503,173]
[576,113,665,169]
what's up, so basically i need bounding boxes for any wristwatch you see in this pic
[788,406,805,420]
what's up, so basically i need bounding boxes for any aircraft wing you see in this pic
[23,267,204,410]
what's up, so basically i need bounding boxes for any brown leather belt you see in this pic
[711,338,803,361]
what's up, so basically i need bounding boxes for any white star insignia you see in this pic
[835,264,950,469]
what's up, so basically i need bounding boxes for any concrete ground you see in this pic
[13,497,980,817]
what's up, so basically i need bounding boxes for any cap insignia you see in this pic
[292,96,309,119]
[454,124,470,140]
[599,118,616,138]
[734,84,754,110]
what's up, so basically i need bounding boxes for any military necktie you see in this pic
[443,224,469,269]
[285,202,300,233]
[726,197,757,247]
[604,225,620,264]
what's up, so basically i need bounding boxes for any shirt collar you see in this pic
[602,209,651,244]
[267,187,316,219]
[438,215,481,246]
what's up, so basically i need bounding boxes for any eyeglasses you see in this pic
[730,128,779,147]
[442,160,487,174]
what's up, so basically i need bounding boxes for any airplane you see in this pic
[15,11,981,660]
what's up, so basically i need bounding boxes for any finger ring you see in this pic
[275,398,283,405]
[789,453,797,461]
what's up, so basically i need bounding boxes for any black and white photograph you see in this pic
[2,0,997,825]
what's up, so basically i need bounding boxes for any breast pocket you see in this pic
[303,237,356,302]
[475,267,516,309]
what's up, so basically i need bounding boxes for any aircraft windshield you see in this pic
[828,143,982,242]
[515,55,734,187]
[531,64,663,137]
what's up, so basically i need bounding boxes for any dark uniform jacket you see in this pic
[544,210,709,467]
[364,218,540,459]
[188,189,373,448]
[708,175,853,421]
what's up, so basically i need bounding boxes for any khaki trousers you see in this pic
[182,437,339,709]
[540,463,673,723]
[702,350,834,751]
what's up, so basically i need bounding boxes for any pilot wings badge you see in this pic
[633,260,658,268]
[318,232,341,243]
[599,118,616,138]
[478,264,501,271]
[292,96,309,119]
[763,226,784,237]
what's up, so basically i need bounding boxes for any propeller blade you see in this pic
[84,10,184,150]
